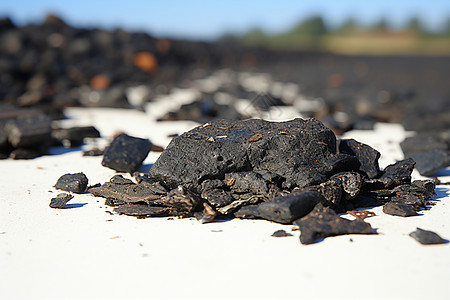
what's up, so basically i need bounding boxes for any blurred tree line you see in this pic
[220,15,450,55]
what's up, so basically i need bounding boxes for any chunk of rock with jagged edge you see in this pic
[383,202,418,217]
[49,193,74,209]
[89,175,165,204]
[159,185,201,216]
[294,203,375,244]
[114,204,170,218]
[338,139,381,179]
[409,150,450,177]
[102,134,152,173]
[378,158,416,189]
[149,118,360,191]
[54,172,89,193]
[409,228,447,245]
[330,172,363,201]
[234,191,323,224]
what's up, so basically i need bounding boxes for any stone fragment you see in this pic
[409,228,447,245]
[235,191,323,224]
[409,150,450,177]
[294,203,375,244]
[114,204,169,217]
[339,139,381,178]
[303,180,343,209]
[9,148,43,159]
[52,126,100,147]
[102,134,151,173]
[330,172,362,200]
[194,202,217,224]
[201,189,235,208]
[82,148,104,156]
[158,98,243,124]
[89,175,162,203]
[383,202,418,217]
[159,186,201,215]
[49,193,74,209]
[5,113,52,148]
[400,135,448,155]
[390,184,435,208]
[149,118,359,191]
[271,230,293,237]
[54,172,88,193]
[379,158,416,188]
[224,171,268,194]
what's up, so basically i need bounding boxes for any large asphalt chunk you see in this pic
[339,139,381,179]
[149,118,359,190]
[102,134,152,173]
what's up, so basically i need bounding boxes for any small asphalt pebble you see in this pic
[49,193,74,209]
[409,228,448,245]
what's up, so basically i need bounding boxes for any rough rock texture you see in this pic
[339,139,381,179]
[409,228,447,245]
[294,203,375,244]
[410,150,450,177]
[102,134,152,173]
[234,191,323,224]
[378,158,416,189]
[49,193,74,209]
[54,172,88,193]
[83,118,439,244]
[149,118,359,190]
[383,202,418,217]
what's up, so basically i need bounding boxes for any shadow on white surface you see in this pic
[138,163,154,173]
[435,168,450,177]
[48,146,83,156]
[435,187,450,200]
[63,203,88,209]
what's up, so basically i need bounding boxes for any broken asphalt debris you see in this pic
[409,228,448,245]
[101,134,152,173]
[82,118,440,245]
[49,193,74,209]
[54,172,88,193]
[271,230,293,237]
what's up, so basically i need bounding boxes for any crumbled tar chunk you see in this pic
[271,230,293,237]
[114,204,170,217]
[409,228,447,245]
[49,193,74,209]
[102,134,152,173]
[294,203,375,244]
[235,191,323,224]
[54,172,88,193]
[383,202,418,217]
[379,158,416,188]
[339,139,381,178]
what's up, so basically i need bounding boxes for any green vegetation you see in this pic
[222,16,450,55]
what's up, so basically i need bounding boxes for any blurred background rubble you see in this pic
[0,0,449,175]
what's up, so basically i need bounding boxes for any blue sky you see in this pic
[1,0,449,40]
